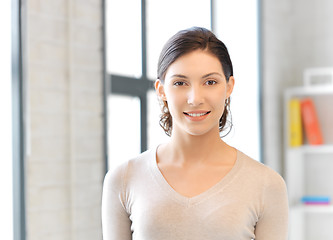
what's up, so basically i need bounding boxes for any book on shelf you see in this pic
[288,98,303,147]
[301,195,331,205]
[300,98,323,145]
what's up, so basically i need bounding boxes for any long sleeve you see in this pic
[254,173,289,240]
[102,166,132,240]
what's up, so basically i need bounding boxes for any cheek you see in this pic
[165,88,185,104]
[166,95,184,114]
[210,90,227,109]
[217,101,226,116]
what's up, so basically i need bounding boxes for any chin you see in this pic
[184,127,216,137]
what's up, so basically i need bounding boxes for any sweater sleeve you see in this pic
[102,165,132,240]
[254,172,289,240]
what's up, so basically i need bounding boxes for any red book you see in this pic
[300,98,323,145]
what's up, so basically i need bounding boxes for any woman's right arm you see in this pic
[102,168,132,240]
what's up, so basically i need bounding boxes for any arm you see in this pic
[102,167,132,240]
[254,173,289,240]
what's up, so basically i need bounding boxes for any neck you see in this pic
[166,127,229,165]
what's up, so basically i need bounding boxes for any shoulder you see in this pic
[103,148,155,190]
[236,151,288,214]
[237,150,287,191]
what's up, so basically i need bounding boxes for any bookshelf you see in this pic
[284,68,333,240]
[292,204,333,214]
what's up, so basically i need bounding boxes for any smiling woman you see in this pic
[102,27,289,240]
[155,49,234,138]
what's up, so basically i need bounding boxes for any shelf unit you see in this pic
[292,204,333,214]
[284,68,333,240]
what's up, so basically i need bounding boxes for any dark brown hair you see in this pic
[157,27,233,137]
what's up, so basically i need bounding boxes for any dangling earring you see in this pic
[162,100,169,113]
[160,93,167,102]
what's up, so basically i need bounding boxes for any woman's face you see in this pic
[155,49,234,137]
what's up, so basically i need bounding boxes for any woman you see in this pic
[102,27,289,240]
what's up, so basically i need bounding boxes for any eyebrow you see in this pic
[170,72,223,79]
[170,74,188,79]
[201,72,223,78]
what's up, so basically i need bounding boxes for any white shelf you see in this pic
[285,85,333,97]
[288,144,333,154]
[302,144,333,154]
[291,204,333,214]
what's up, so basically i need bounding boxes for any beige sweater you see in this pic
[102,147,288,240]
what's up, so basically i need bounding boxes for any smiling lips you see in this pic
[183,111,211,121]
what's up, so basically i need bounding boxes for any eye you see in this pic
[205,80,217,85]
[173,81,187,86]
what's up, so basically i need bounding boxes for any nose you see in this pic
[187,86,204,106]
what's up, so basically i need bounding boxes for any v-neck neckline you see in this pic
[149,145,243,207]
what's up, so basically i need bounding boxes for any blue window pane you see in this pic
[214,0,260,161]
[108,95,141,169]
[147,90,170,149]
[106,0,142,78]
[146,0,211,80]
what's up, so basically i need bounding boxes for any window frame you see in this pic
[12,0,26,239]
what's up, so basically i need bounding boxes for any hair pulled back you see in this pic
[157,27,233,137]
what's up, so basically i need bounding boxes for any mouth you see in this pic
[183,111,211,117]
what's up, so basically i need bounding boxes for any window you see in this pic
[105,0,260,170]
[214,0,260,160]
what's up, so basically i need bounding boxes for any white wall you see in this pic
[261,0,294,174]
[25,0,104,239]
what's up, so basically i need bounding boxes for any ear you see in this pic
[226,76,235,98]
[155,79,167,101]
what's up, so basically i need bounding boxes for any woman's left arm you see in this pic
[254,174,289,240]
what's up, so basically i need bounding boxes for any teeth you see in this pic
[188,112,207,117]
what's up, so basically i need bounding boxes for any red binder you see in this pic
[300,98,323,145]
